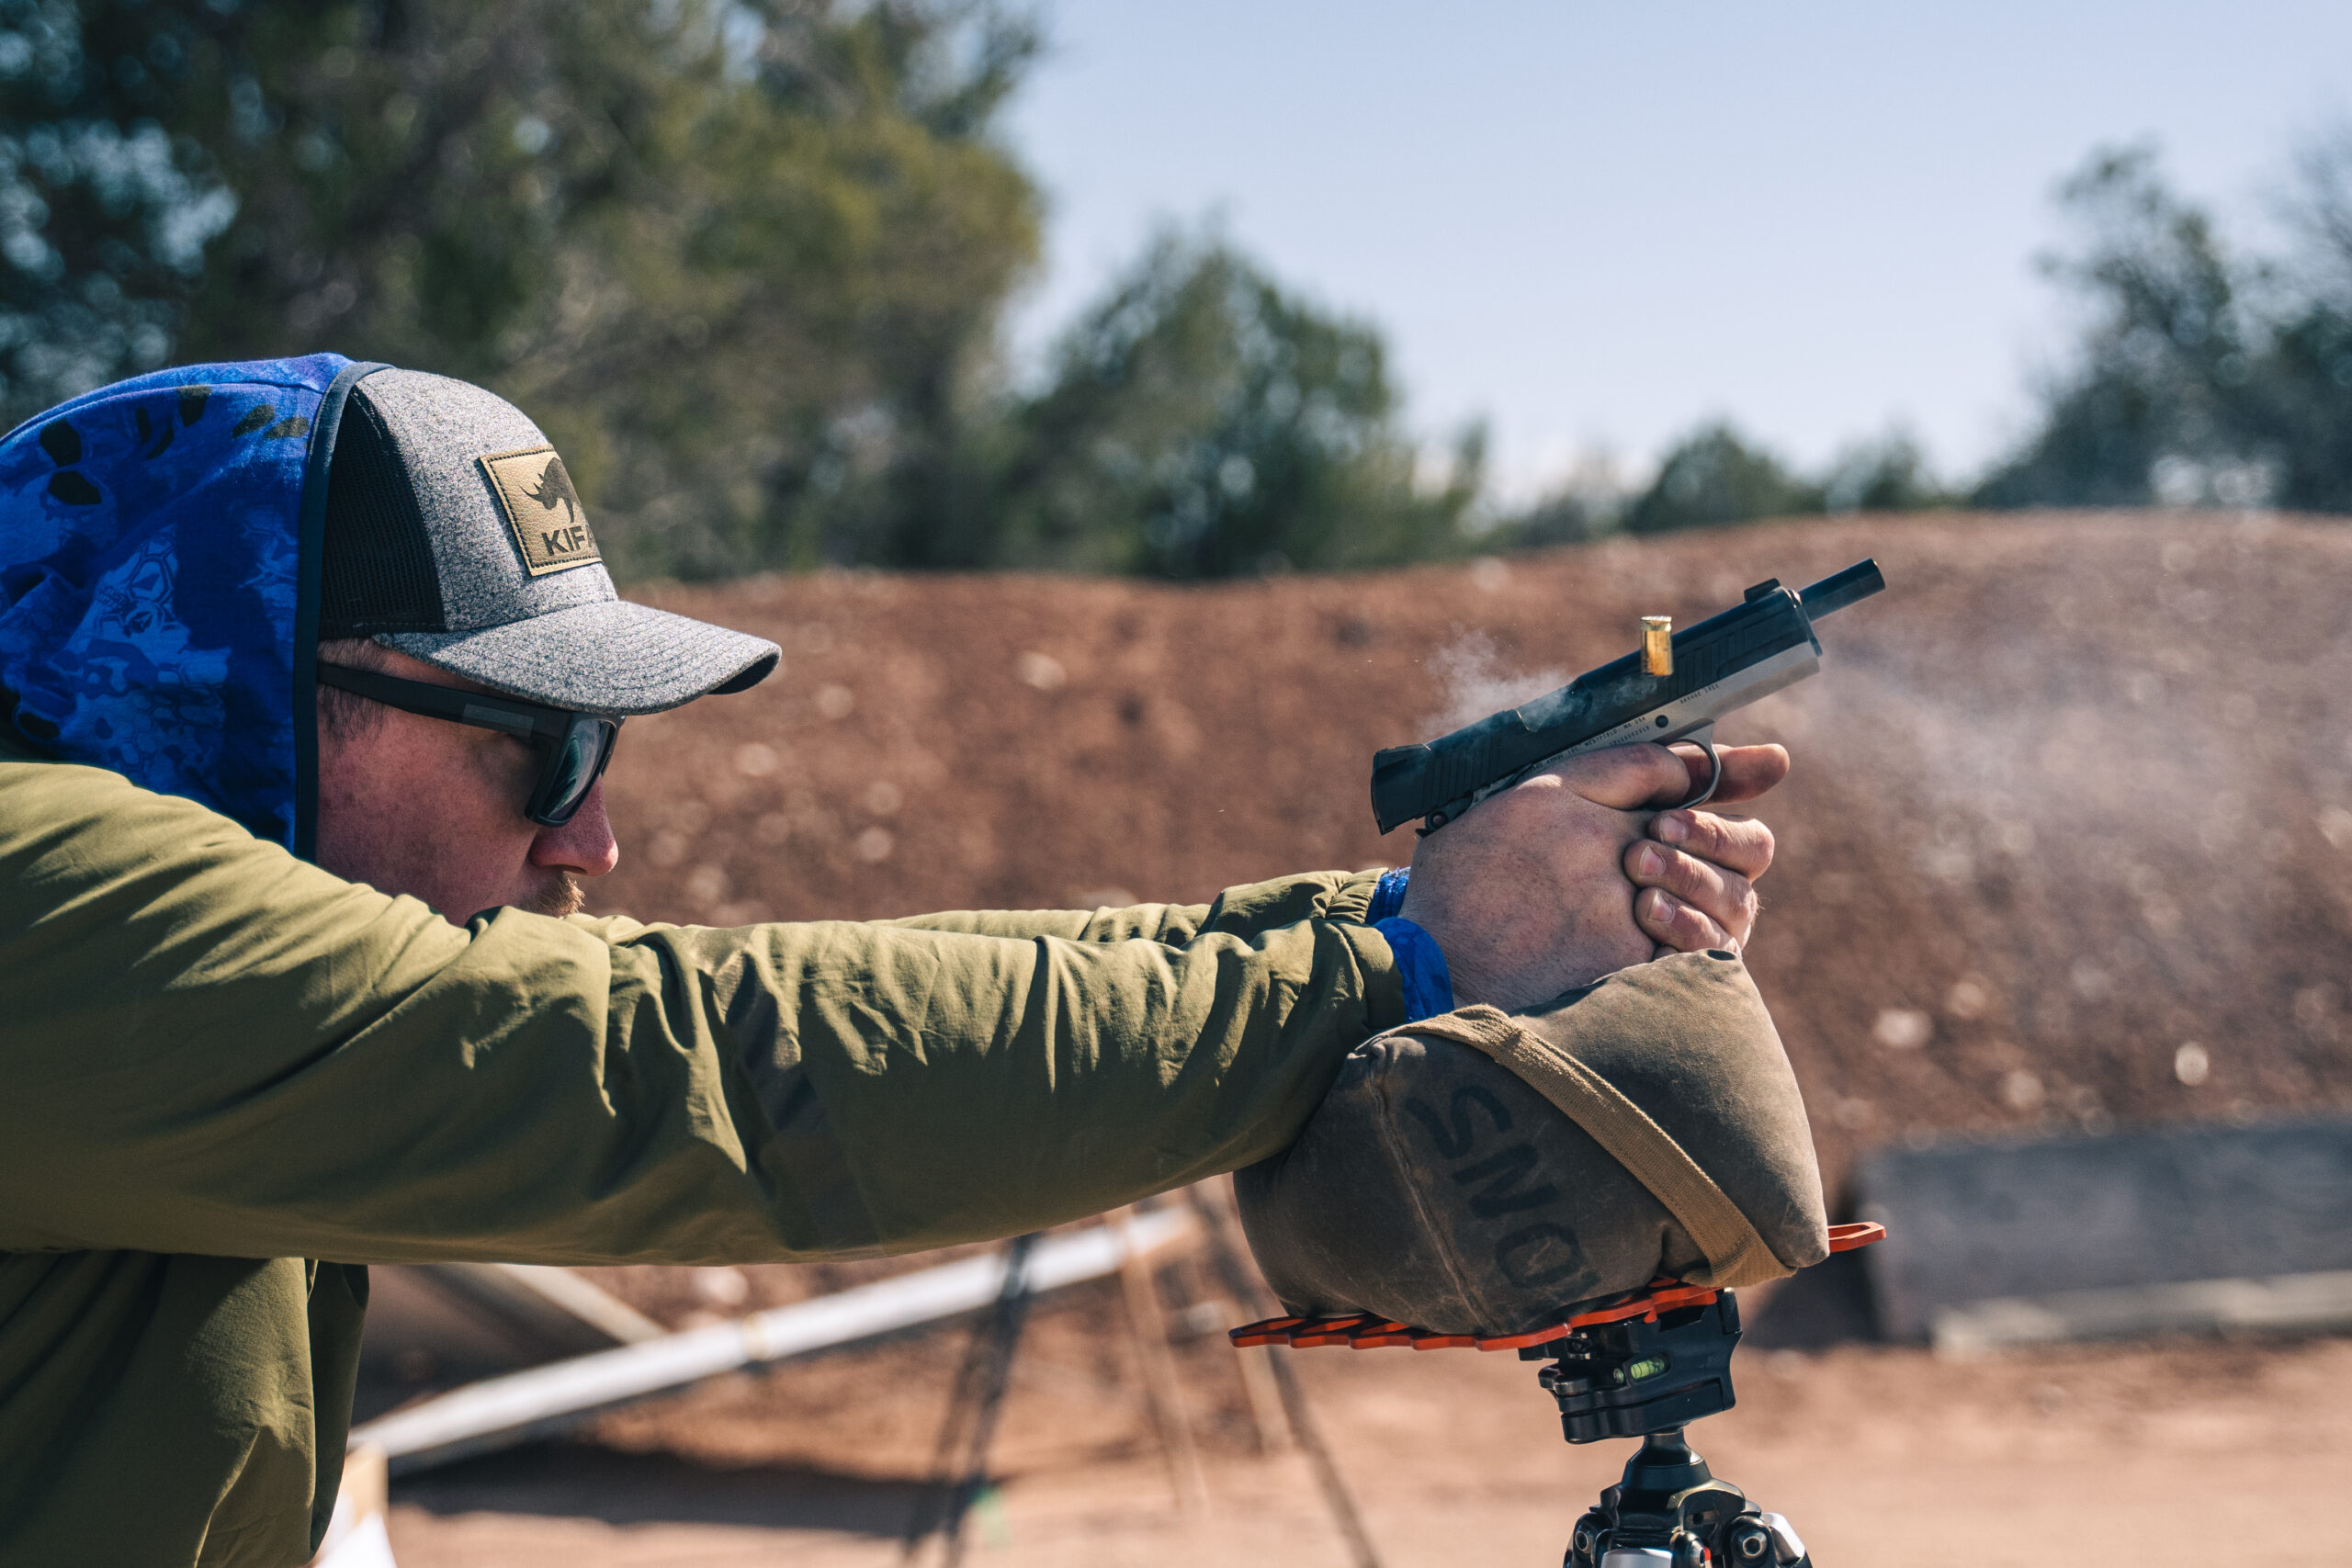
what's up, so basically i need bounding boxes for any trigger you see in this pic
[1672,732,1723,811]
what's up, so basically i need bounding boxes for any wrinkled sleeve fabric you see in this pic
[876,873,1387,947]
[0,747,1405,1265]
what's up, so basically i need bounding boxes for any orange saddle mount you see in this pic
[1228,1221,1885,1353]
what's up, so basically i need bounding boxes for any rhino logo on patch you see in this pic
[480,445,602,577]
[524,456,582,528]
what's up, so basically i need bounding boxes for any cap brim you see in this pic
[378,601,780,716]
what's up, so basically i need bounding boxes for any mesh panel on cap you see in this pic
[319,384,446,637]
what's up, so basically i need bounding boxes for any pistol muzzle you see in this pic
[1797,558,1884,619]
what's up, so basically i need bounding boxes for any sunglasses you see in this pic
[315,662,621,827]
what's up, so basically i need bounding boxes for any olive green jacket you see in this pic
[0,736,1404,1566]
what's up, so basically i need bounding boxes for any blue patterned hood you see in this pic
[0,354,375,855]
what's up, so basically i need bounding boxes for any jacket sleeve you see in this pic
[876,870,1387,946]
[0,749,1404,1264]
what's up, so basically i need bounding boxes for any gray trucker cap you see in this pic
[315,366,778,715]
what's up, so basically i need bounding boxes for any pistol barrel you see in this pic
[1797,558,1883,619]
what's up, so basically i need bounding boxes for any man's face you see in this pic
[313,646,619,921]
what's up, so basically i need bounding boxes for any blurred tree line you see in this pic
[1512,423,1948,543]
[2,1,2343,580]
[1519,131,2352,536]
[0,0,1477,579]
[1973,138,2352,513]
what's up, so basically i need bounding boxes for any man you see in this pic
[0,355,1783,1567]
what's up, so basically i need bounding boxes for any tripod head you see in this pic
[1529,1292,1803,1567]
[1231,1222,1883,1567]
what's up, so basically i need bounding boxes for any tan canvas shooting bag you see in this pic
[1234,950,1828,1337]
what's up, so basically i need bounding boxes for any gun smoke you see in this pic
[1715,512,2352,1176]
[1419,630,1568,737]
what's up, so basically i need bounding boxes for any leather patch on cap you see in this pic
[479,445,602,577]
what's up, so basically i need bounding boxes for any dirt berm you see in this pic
[590,508,2352,1202]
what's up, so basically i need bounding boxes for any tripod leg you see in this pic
[1181,1184,1288,1454]
[1264,1350,1386,1568]
[938,1253,1035,1568]
[901,1314,992,1557]
[903,1234,1040,1565]
[1183,1181,1385,1568]
[1115,1206,1210,1514]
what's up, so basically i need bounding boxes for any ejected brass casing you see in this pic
[1641,615,1673,676]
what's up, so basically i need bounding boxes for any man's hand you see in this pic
[1396,741,1788,1012]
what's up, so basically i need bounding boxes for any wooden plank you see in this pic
[1852,1114,2352,1341]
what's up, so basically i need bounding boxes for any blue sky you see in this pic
[1000,2,2352,499]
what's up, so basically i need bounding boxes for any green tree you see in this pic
[1820,428,1948,513]
[0,0,237,412]
[1973,146,2256,508]
[1974,137,2352,513]
[1622,422,1822,534]
[0,0,1043,579]
[2239,124,2352,511]
[1508,449,1635,547]
[986,228,1484,578]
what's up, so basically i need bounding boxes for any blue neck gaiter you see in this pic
[0,354,380,854]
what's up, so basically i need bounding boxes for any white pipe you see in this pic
[355,1207,1193,1473]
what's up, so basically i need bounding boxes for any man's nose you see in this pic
[530,777,619,878]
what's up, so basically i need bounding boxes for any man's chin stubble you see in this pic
[526,873,585,919]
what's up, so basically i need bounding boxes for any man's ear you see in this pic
[315,637,390,742]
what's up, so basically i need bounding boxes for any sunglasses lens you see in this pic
[532,718,614,825]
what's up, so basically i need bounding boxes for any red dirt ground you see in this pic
[378,511,2352,1565]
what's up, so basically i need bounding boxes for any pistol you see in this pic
[1371,558,1885,834]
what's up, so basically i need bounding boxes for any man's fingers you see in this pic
[1692,742,1790,806]
[1548,743,1692,811]
[1649,809,1777,880]
[1626,840,1759,946]
[1634,885,1736,953]
[1551,740,1792,813]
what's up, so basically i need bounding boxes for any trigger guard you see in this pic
[1672,738,1724,811]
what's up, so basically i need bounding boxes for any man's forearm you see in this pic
[0,750,1405,1262]
[635,877,1403,1253]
